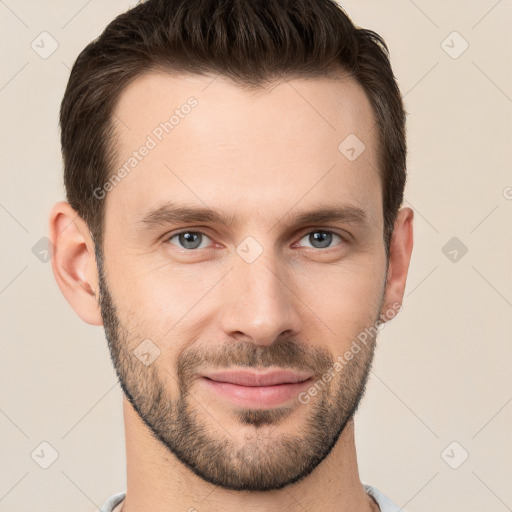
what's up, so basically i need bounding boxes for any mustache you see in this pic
[177,338,335,384]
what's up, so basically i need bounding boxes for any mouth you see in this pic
[199,369,314,408]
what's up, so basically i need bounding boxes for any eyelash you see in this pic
[164,229,347,252]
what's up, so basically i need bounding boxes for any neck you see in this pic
[121,396,378,512]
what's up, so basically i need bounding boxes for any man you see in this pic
[48,0,413,510]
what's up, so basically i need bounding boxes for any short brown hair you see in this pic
[60,0,406,258]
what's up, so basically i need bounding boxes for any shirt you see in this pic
[99,484,404,511]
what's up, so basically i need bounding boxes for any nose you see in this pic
[217,252,303,347]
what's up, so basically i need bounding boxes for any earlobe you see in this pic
[380,207,414,320]
[48,201,103,326]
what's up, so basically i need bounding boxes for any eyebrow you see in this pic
[137,201,369,230]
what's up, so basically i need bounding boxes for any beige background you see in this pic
[1,1,511,511]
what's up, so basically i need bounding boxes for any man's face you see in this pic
[98,71,388,491]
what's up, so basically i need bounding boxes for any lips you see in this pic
[201,369,313,387]
[199,368,315,408]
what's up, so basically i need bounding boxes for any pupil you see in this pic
[180,232,200,249]
[311,231,331,248]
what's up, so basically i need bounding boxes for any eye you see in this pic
[167,231,212,250]
[296,230,345,249]
[165,229,346,252]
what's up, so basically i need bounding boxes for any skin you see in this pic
[49,71,413,512]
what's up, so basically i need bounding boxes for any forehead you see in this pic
[106,70,381,227]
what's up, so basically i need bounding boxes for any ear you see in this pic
[48,201,103,326]
[380,207,414,320]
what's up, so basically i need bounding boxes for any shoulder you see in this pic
[364,484,404,512]
[98,491,126,512]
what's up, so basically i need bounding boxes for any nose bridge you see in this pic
[218,243,302,345]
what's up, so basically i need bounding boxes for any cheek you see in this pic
[112,260,219,340]
[295,259,386,339]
